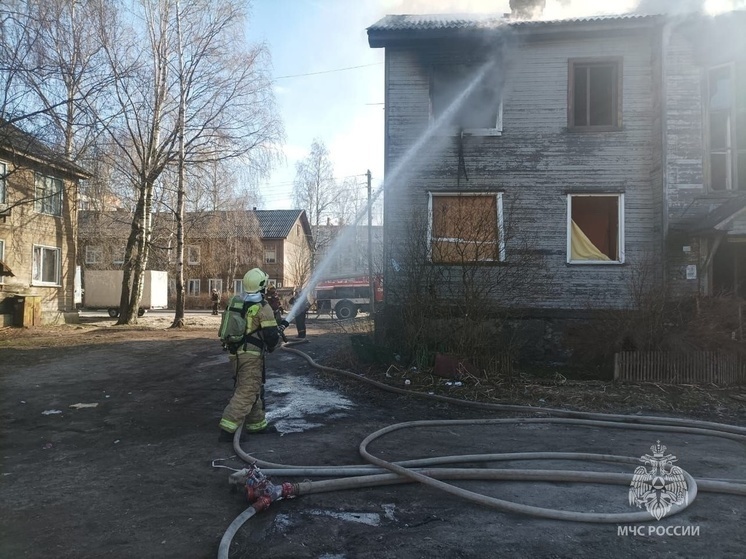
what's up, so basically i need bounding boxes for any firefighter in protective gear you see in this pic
[218,268,281,441]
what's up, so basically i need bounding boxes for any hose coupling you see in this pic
[243,465,297,507]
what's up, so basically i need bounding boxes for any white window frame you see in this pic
[566,193,625,265]
[187,279,200,295]
[34,173,63,216]
[32,244,61,286]
[85,245,103,265]
[234,279,244,294]
[208,278,223,293]
[0,239,5,284]
[430,63,504,137]
[707,62,742,191]
[0,161,7,207]
[187,245,200,265]
[427,192,505,263]
[264,247,276,264]
[113,246,125,265]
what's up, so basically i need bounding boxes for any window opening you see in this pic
[568,195,623,263]
[570,60,620,128]
[431,64,503,133]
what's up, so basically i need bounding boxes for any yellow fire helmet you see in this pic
[242,268,269,294]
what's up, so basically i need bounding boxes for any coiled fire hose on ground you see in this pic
[217,343,746,559]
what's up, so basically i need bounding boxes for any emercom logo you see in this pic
[628,441,689,520]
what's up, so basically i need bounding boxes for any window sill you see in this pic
[432,125,503,137]
[431,260,507,266]
[567,261,624,266]
[460,129,503,137]
[565,126,623,133]
[31,282,61,287]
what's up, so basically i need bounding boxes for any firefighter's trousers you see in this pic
[219,351,268,433]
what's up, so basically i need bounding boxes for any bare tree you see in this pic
[386,195,551,377]
[95,0,181,324]
[167,0,283,327]
[292,139,339,268]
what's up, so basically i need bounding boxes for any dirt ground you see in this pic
[1,314,746,558]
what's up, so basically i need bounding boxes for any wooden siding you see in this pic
[383,30,662,310]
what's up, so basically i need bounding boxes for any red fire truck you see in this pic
[314,274,384,319]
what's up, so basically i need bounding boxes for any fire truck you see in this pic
[313,274,383,319]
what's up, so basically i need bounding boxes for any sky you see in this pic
[245,0,746,210]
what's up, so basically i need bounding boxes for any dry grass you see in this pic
[325,340,746,424]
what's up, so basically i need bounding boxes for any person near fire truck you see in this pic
[289,290,310,339]
[218,268,280,441]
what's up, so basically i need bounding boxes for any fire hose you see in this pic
[217,344,746,559]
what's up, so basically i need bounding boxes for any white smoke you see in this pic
[379,0,745,18]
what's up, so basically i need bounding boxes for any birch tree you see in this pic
[292,139,339,269]
[95,0,180,324]
[168,0,283,327]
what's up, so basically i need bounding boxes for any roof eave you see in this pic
[0,146,91,179]
[368,17,662,48]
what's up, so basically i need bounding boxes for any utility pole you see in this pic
[367,169,375,316]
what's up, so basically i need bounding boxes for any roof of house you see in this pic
[0,118,90,178]
[369,12,656,31]
[80,209,312,242]
[672,195,746,235]
[368,12,663,46]
[254,209,310,238]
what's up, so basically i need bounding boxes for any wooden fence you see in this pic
[614,352,746,385]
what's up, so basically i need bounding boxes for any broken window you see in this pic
[568,194,623,263]
[569,59,621,128]
[430,64,503,133]
[429,193,504,264]
[708,64,745,190]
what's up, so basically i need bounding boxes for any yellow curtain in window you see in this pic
[571,220,611,261]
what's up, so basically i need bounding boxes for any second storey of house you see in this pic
[369,14,668,310]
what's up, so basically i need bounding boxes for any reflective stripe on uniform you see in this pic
[245,418,268,432]
[260,319,277,328]
[236,348,262,356]
[219,418,239,432]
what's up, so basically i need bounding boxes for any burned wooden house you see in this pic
[367,9,746,357]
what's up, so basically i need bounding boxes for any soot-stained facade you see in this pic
[368,11,746,321]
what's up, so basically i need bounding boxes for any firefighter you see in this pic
[266,285,283,323]
[289,290,309,339]
[218,268,280,441]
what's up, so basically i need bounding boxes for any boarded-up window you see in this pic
[431,64,502,131]
[568,194,623,263]
[569,59,621,128]
[430,193,502,264]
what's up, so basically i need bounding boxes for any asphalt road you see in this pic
[1,324,745,559]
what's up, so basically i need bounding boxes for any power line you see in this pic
[274,62,382,80]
